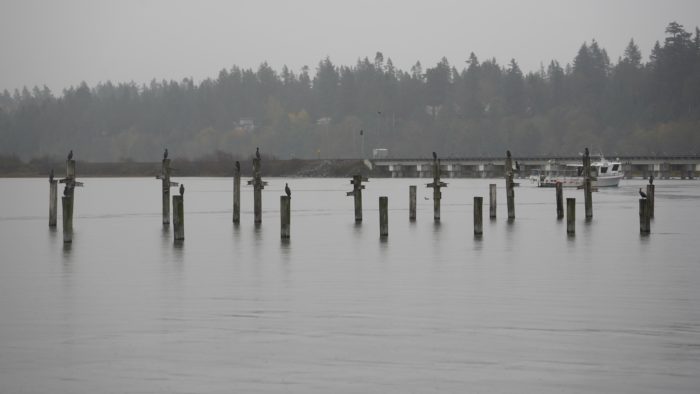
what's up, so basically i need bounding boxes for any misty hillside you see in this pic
[1,22,699,161]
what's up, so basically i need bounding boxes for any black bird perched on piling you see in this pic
[235,160,240,172]
[639,188,647,199]
[432,151,437,161]
[506,150,511,158]
[67,150,73,160]
[584,147,589,156]
[163,148,168,160]
[49,168,54,182]
[255,147,261,160]
[285,183,291,198]
[180,184,184,196]
[649,174,654,185]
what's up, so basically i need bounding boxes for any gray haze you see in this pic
[1,0,699,92]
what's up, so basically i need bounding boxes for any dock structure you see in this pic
[426,155,447,222]
[58,153,84,243]
[646,177,655,218]
[373,155,700,179]
[555,182,564,219]
[474,196,483,236]
[347,174,368,222]
[504,151,515,220]
[566,198,576,235]
[489,184,497,219]
[639,198,651,234]
[155,151,179,226]
[280,195,290,239]
[247,150,268,224]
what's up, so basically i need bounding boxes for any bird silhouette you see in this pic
[432,151,437,160]
[639,188,647,199]
[163,148,168,160]
[49,168,54,182]
[255,147,261,160]
[285,183,291,198]
[506,150,511,158]
[235,160,240,173]
[584,147,589,156]
[649,174,654,185]
[180,184,184,196]
[67,150,73,160]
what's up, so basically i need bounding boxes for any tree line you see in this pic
[1,22,699,162]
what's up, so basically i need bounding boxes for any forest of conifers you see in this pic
[1,22,699,162]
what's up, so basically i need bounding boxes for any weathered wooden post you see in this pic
[58,153,83,243]
[474,196,483,236]
[409,185,417,221]
[247,149,268,224]
[155,150,179,225]
[555,182,564,219]
[379,196,388,237]
[280,195,291,239]
[566,198,575,235]
[172,187,184,241]
[505,151,515,219]
[347,174,368,222]
[639,198,650,234]
[583,148,593,219]
[646,178,655,218]
[233,161,241,223]
[426,155,447,222]
[48,169,58,227]
[489,184,497,219]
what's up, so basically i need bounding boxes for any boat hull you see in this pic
[538,174,623,188]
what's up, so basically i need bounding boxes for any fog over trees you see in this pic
[1,22,699,161]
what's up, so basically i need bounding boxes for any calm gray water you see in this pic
[1,177,699,393]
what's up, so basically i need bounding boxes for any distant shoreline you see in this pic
[0,158,376,178]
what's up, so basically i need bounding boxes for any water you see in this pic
[1,177,699,393]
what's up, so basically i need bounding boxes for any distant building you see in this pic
[316,117,331,126]
[373,148,389,159]
[238,118,255,132]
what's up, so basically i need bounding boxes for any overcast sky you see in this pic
[1,0,699,93]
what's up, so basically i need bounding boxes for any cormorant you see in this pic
[235,161,240,173]
[180,184,184,196]
[49,168,54,182]
[255,147,261,160]
[649,174,654,185]
[163,148,168,160]
[432,151,437,161]
[639,188,647,199]
[67,150,73,160]
[506,150,511,158]
[584,147,589,156]
[285,183,291,198]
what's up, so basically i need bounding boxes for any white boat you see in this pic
[530,156,624,188]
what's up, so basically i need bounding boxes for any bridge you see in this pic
[371,155,700,179]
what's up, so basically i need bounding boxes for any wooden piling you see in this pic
[583,149,592,219]
[49,179,58,227]
[474,196,483,236]
[246,157,267,224]
[504,151,515,219]
[489,184,496,219]
[646,184,655,218]
[280,195,290,239]
[161,158,172,225]
[566,198,575,235]
[556,182,564,219]
[379,196,388,237]
[409,185,416,221]
[639,199,650,234]
[62,196,73,243]
[347,175,367,222]
[172,195,184,241]
[233,163,241,223]
[426,158,447,222]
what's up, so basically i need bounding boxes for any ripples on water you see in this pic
[1,177,699,393]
